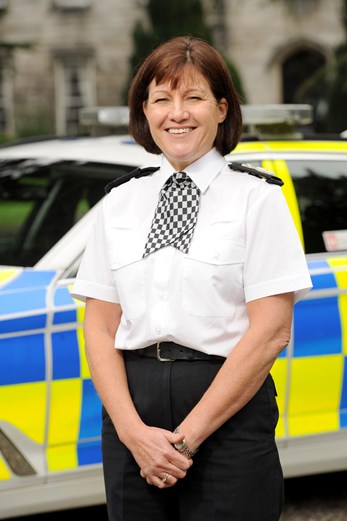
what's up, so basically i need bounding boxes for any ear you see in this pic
[218,98,228,123]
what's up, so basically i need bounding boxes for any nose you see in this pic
[168,100,189,121]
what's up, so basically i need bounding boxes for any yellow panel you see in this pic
[266,141,347,153]
[0,268,20,287]
[233,140,347,155]
[234,142,271,153]
[75,306,91,379]
[0,382,46,444]
[0,457,11,480]
[47,443,78,472]
[77,326,91,379]
[267,159,304,248]
[48,379,82,445]
[76,304,85,323]
[69,292,90,378]
[328,257,347,355]
[271,357,288,438]
[288,355,343,436]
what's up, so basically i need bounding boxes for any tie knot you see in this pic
[168,171,194,190]
[175,171,188,181]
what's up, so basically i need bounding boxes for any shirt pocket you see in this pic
[108,217,146,320]
[182,238,245,317]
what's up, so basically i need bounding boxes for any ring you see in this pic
[162,472,170,484]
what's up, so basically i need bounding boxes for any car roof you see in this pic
[0,134,346,168]
[0,135,161,168]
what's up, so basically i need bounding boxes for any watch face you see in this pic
[174,442,184,450]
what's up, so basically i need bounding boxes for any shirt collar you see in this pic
[157,148,227,194]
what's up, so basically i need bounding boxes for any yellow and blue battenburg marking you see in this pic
[272,257,347,438]
[1,254,347,483]
[0,268,102,482]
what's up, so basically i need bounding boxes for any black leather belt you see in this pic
[131,342,225,362]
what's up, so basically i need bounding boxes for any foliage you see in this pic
[325,43,347,132]
[122,0,246,103]
[16,109,54,139]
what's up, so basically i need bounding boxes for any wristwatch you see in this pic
[173,427,198,458]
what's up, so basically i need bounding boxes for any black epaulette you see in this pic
[105,166,160,194]
[228,162,284,186]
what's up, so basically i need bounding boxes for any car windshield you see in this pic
[0,158,130,267]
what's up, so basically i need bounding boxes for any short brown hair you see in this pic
[128,36,243,156]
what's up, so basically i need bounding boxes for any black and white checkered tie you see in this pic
[143,171,200,258]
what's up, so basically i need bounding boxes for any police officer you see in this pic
[71,35,312,521]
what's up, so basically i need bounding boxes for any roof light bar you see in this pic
[79,104,313,139]
[80,106,130,127]
[241,104,313,126]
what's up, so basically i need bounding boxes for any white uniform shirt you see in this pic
[71,148,312,357]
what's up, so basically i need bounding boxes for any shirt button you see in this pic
[155,328,161,335]
[214,252,221,259]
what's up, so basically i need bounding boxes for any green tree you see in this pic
[122,0,246,103]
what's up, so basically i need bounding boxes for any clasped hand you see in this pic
[131,426,193,488]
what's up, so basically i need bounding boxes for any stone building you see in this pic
[0,0,344,138]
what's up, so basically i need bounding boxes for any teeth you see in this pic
[168,128,192,134]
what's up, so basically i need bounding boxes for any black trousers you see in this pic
[102,352,284,521]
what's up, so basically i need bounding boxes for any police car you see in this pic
[0,105,346,519]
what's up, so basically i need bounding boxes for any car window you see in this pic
[0,158,129,266]
[287,159,347,254]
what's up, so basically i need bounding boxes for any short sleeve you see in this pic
[243,183,312,303]
[70,200,119,303]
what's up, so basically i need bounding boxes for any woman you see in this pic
[71,36,312,521]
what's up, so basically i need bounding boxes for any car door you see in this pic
[228,142,347,476]
[270,149,347,476]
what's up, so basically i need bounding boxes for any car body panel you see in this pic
[0,133,347,518]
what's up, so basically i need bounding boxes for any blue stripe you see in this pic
[307,259,331,272]
[51,330,80,379]
[77,440,102,466]
[53,310,77,324]
[293,298,341,356]
[0,334,45,385]
[294,259,341,357]
[0,314,47,334]
[53,288,77,324]
[1,270,56,290]
[0,288,48,316]
[54,287,74,306]
[79,379,102,439]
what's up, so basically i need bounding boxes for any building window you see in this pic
[54,57,96,135]
[282,49,326,105]
[53,0,91,10]
[282,48,326,130]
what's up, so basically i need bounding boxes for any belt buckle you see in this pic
[157,342,175,362]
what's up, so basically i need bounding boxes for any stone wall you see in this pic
[0,0,344,135]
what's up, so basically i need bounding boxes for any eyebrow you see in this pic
[150,86,207,95]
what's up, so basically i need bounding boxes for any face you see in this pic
[143,70,228,171]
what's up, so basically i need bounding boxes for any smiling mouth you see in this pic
[167,128,194,134]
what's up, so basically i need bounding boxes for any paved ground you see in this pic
[280,470,347,520]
